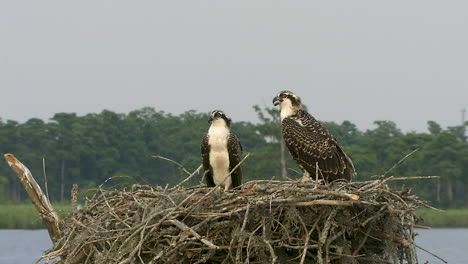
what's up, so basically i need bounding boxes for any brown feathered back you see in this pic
[282,110,355,182]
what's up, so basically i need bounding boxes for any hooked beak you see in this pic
[272,96,281,106]
[208,116,214,123]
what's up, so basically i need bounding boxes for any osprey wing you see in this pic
[201,134,215,187]
[282,111,354,181]
[227,133,243,188]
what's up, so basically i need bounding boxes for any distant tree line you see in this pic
[0,107,467,208]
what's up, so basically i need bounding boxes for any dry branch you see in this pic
[4,153,62,244]
[152,155,192,176]
[167,219,219,250]
[382,149,419,177]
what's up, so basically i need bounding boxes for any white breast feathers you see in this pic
[208,120,232,190]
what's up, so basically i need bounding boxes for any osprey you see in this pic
[273,91,355,182]
[201,110,243,190]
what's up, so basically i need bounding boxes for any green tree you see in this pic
[253,105,288,179]
[1,108,467,208]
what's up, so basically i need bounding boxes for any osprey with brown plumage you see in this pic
[273,91,355,182]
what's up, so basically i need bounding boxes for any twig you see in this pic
[262,220,278,263]
[422,204,445,212]
[219,153,250,186]
[300,226,315,264]
[173,164,203,189]
[317,209,337,264]
[382,149,419,177]
[387,176,440,181]
[416,245,448,263]
[413,224,431,229]
[168,219,219,250]
[245,224,263,263]
[200,170,209,185]
[236,203,251,262]
[240,203,251,232]
[42,157,49,201]
[286,200,357,207]
[152,155,192,176]
[307,189,359,200]
[287,167,302,176]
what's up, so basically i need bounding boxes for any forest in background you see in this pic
[0,106,467,209]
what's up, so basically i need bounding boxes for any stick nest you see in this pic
[44,178,427,264]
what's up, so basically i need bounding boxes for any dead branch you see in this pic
[152,155,192,176]
[4,153,62,244]
[416,244,448,263]
[382,149,419,177]
[172,164,203,189]
[167,219,219,250]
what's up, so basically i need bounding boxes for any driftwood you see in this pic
[4,153,62,244]
[3,153,439,263]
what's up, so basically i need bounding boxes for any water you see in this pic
[0,228,466,263]
[416,228,468,264]
[0,230,52,264]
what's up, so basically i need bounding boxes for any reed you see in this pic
[0,203,71,229]
[416,208,468,227]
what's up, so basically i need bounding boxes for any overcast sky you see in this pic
[1,1,467,132]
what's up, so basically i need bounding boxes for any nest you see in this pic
[43,178,427,264]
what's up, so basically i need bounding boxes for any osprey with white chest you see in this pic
[273,91,356,182]
[201,110,243,190]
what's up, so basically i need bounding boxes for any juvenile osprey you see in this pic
[273,91,355,182]
[201,110,243,190]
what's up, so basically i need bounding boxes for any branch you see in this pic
[382,149,419,177]
[152,155,192,176]
[4,153,62,244]
[167,219,219,250]
[285,200,356,207]
[415,245,448,263]
[387,176,440,181]
[219,153,250,186]
[300,226,315,264]
[173,164,203,189]
[262,220,278,263]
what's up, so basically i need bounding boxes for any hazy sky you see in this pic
[1,1,467,132]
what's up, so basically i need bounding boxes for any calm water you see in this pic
[416,228,468,264]
[0,228,466,263]
[0,230,52,264]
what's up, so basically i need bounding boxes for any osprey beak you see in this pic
[208,116,214,123]
[272,96,281,106]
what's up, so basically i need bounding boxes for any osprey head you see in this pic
[273,91,303,120]
[208,110,232,127]
[273,90,302,107]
